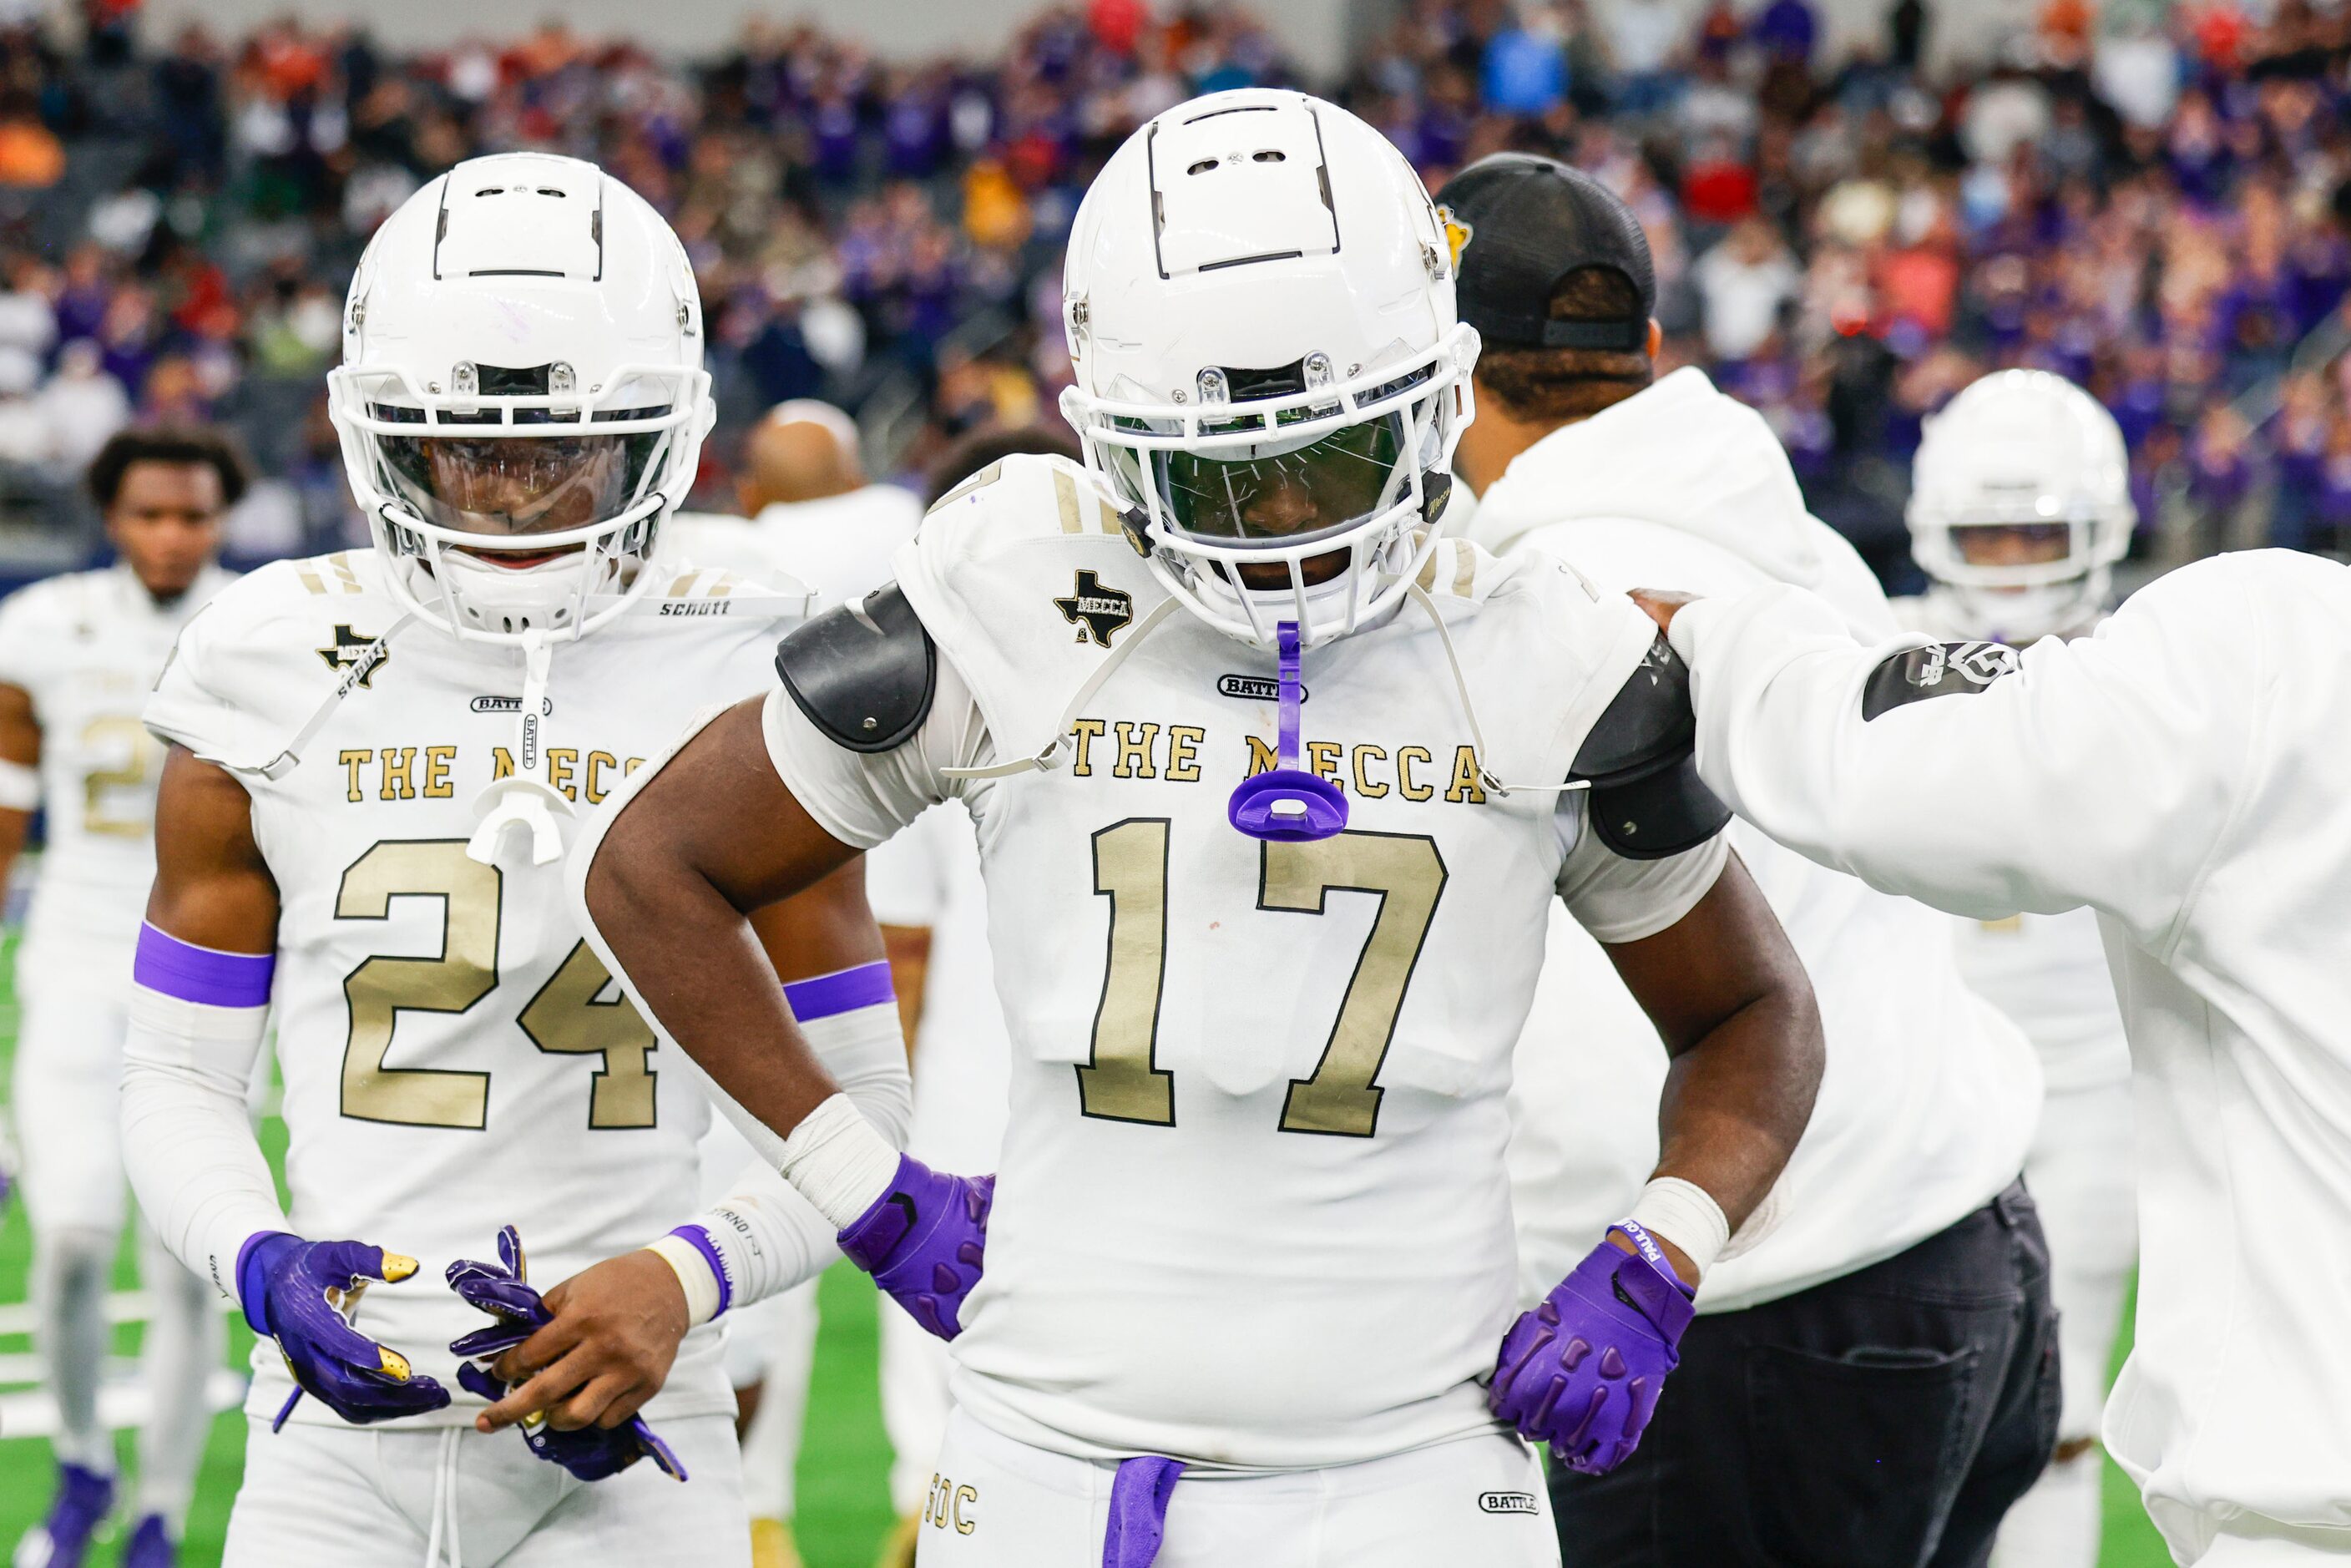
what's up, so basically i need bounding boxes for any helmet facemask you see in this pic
[330,358,711,645]
[1066,329,1475,650]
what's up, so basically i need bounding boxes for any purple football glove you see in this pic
[1489,1222,1696,1474]
[445,1225,687,1484]
[837,1155,993,1341]
[237,1232,451,1429]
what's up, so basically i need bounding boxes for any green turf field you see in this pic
[0,944,2176,1568]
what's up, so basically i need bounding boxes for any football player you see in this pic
[123,154,908,1565]
[569,91,1824,1565]
[1638,472,2351,1562]
[4,427,241,1568]
[1901,371,2137,1568]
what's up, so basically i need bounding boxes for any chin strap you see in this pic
[467,629,573,867]
[219,613,420,782]
[941,595,1183,781]
[1403,580,1588,800]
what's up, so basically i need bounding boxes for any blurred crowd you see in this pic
[0,0,2343,586]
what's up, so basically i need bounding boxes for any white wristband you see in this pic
[777,1093,899,1230]
[1626,1176,1732,1281]
[645,1233,726,1327]
[0,756,38,812]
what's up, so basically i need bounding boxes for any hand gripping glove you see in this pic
[446,1225,686,1483]
[836,1155,994,1341]
[237,1233,451,1429]
[1489,1222,1696,1474]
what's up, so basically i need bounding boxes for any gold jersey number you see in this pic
[79,715,158,838]
[336,839,658,1130]
[1079,820,1448,1137]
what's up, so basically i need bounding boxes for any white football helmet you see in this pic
[1060,89,1479,649]
[1908,369,2133,642]
[327,153,712,645]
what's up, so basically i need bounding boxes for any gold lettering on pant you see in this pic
[1113,721,1160,779]
[922,1472,979,1532]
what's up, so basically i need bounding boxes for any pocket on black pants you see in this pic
[1747,1342,1980,1567]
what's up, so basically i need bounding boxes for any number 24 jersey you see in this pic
[766,455,1729,1469]
[146,549,804,1428]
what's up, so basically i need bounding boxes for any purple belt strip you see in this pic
[134,923,276,1009]
[783,960,895,1022]
[1103,1455,1185,1568]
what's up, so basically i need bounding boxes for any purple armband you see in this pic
[782,960,894,1022]
[134,923,276,1009]
[665,1224,733,1318]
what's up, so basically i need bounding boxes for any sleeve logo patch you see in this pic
[1479,1491,1539,1515]
[1861,640,2020,721]
[317,624,392,690]
[1054,569,1135,649]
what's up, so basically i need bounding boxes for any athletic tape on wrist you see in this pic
[134,923,276,1009]
[782,960,895,1021]
[0,756,37,812]
[1624,1176,1731,1281]
[779,1092,901,1231]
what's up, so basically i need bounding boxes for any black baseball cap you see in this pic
[1436,153,1656,352]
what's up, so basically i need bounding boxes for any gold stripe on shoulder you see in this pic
[328,553,363,594]
[930,460,1002,515]
[1452,548,1476,600]
[1053,468,1084,535]
[667,570,702,598]
[296,565,327,595]
[1415,549,1441,593]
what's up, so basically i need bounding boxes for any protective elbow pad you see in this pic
[1571,634,1732,861]
[774,584,938,754]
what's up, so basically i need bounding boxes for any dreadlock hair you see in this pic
[1472,266,1656,422]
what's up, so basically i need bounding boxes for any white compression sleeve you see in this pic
[653,999,912,1321]
[119,986,287,1305]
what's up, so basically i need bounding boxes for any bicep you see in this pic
[146,745,279,952]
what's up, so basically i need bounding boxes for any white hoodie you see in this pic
[1477,367,2042,1313]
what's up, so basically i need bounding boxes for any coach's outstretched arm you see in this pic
[1639,556,2263,934]
[573,695,986,1343]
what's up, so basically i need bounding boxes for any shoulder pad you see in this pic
[773,584,937,754]
[1571,634,1731,861]
[1860,640,2021,721]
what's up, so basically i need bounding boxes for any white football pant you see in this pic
[882,1297,955,1515]
[726,1278,820,1520]
[1992,1077,2136,1568]
[912,1409,1560,1566]
[221,1414,747,1567]
[13,939,224,1523]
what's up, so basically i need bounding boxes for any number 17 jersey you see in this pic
[764,456,1729,1469]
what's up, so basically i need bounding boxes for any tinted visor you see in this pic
[1116,412,1406,547]
[376,425,666,538]
[1949,520,2071,568]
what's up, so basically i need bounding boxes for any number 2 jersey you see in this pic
[0,564,234,954]
[762,455,1732,1469]
[144,549,806,1429]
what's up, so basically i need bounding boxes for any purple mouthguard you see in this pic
[1227,621,1347,842]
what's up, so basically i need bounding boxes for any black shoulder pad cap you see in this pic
[1570,633,1732,861]
[773,584,938,754]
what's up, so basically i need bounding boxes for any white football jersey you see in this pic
[1951,909,2130,1093]
[0,564,233,949]
[1673,549,2351,1561]
[145,549,808,1429]
[761,454,1729,1470]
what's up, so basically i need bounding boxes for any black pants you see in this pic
[1551,1181,2060,1568]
